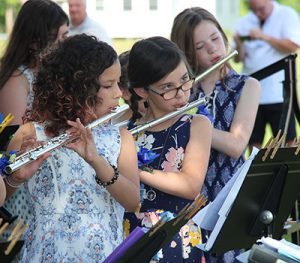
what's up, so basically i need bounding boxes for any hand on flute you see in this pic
[8,136,50,183]
[65,118,99,164]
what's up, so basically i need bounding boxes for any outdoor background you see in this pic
[0,0,300,146]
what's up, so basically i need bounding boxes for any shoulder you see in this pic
[190,114,212,130]
[235,12,257,26]
[276,2,298,15]
[243,77,261,94]
[119,127,135,143]
[1,69,29,92]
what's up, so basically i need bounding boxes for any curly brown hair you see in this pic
[26,34,117,136]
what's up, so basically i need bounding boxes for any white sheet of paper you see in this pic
[195,147,259,251]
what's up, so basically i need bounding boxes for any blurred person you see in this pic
[5,34,139,262]
[171,7,260,262]
[233,0,300,150]
[68,0,113,46]
[0,0,69,224]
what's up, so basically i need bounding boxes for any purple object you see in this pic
[103,226,146,263]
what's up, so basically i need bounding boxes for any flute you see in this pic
[4,104,129,174]
[130,50,238,135]
[130,98,206,136]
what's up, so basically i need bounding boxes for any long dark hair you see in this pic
[128,36,191,122]
[0,0,69,89]
[26,34,117,136]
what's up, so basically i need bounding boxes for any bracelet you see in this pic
[4,176,24,189]
[95,165,119,187]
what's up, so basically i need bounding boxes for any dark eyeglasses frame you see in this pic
[147,78,195,101]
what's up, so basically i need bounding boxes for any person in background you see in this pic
[5,34,140,262]
[0,0,69,225]
[124,36,212,262]
[233,0,300,150]
[171,7,260,262]
[68,0,113,46]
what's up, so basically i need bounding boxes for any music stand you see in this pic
[117,216,189,263]
[0,241,24,263]
[0,125,19,151]
[0,207,23,262]
[201,146,300,255]
[106,195,207,263]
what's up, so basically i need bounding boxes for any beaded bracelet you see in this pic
[95,165,119,187]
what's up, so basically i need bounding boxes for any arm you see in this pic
[5,123,50,198]
[66,119,140,212]
[0,177,6,206]
[0,72,30,125]
[249,28,299,53]
[139,115,212,200]
[211,77,260,159]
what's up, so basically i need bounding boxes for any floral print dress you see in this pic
[20,123,124,263]
[124,114,205,263]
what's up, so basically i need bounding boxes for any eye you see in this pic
[181,75,190,82]
[196,45,204,50]
[162,84,175,91]
[212,37,219,41]
[101,85,112,89]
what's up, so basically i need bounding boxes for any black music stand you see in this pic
[0,241,24,263]
[200,147,300,255]
[0,125,19,151]
[116,216,190,263]
[108,195,206,263]
[0,207,22,263]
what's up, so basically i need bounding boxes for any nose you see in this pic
[114,83,123,99]
[207,42,217,54]
[175,87,186,98]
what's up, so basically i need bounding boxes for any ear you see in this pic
[133,87,149,99]
[120,88,131,101]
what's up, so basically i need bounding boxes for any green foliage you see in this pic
[277,0,300,14]
[0,0,21,32]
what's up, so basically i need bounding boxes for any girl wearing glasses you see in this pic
[171,7,260,262]
[123,36,212,262]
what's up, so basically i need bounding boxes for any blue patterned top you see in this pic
[191,69,249,203]
[20,123,124,263]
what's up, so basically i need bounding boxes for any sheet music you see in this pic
[193,147,259,251]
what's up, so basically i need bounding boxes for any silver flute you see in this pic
[130,97,206,135]
[130,50,238,136]
[5,104,129,174]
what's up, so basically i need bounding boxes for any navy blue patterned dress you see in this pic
[124,114,206,263]
[191,69,249,262]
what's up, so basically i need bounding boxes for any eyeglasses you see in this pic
[148,78,195,100]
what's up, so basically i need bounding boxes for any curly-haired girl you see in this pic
[5,34,140,262]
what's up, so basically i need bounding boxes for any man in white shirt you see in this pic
[68,0,113,46]
[234,0,300,149]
